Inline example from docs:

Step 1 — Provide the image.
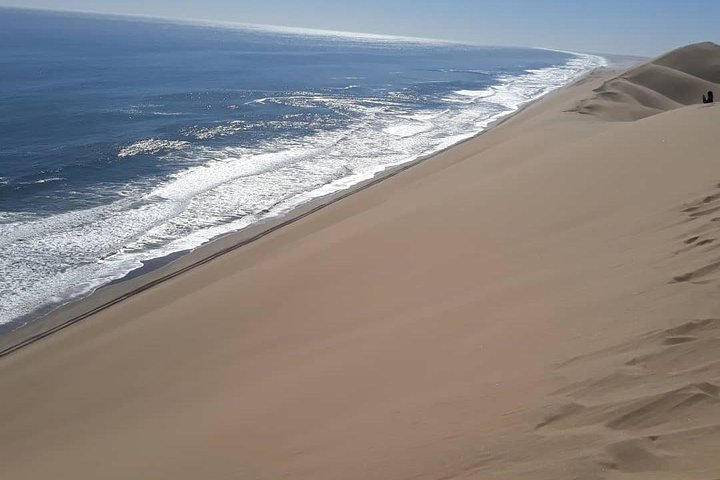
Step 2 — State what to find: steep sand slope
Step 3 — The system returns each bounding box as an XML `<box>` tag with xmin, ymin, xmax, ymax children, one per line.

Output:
<box><xmin>1</xmin><ymin>47</ymin><xmax>720</xmax><ymax>480</ymax></box>
<box><xmin>574</xmin><ymin>42</ymin><xmax>720</xmax><ymax>121</ymax></box>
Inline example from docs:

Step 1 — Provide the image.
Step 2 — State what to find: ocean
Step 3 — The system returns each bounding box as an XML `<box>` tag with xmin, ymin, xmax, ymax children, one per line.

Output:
<box><xmin>0</xmin><ymin>7</ymin><xmax>606</xmax><ymax>328</ymax></box>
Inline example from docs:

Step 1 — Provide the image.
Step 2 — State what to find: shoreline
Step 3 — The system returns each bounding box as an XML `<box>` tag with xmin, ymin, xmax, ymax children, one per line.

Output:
<box><xmin>4</xmin><ymin>41</ymin><xmax>719</xmax><ymax>479</ymax></box>
<box><xmin>0</xmin><ymin>66</ymin><xmax>611</xmax><ymax>357</ymax></box>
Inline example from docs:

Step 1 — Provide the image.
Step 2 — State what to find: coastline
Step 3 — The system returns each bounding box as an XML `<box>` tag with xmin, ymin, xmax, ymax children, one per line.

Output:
<box><xmin>1</xmin><ymin>11</ymin><xmax>609</xmax><ymax>331</ymax></box>
<box><xmin>3</xmin><ymin>41</ymin><xmax>720</xmax><ymax>479</ymax></box>
<box><xmin>0</xmin><ymin>65</ymin><xmax>611</xmax><ymax>356</ymax></box>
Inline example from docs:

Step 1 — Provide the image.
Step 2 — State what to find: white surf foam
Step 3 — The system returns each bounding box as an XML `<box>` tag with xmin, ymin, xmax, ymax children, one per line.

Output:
<box><xmin>182</xmin><ymin>121</ymin><xmax>249</xmax><ymax>140</ymax></box>
<box><xmin>118</xmin><ymin>139</ymin><xmax>190</xmax><ymax>157</ymax></box>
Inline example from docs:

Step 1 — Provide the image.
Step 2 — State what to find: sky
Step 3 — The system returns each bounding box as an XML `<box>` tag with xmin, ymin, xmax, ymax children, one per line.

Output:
<box><xmin>1</xmin><ymin>0</ymin><xmax>719</xmax><ymax>56</ymax></box>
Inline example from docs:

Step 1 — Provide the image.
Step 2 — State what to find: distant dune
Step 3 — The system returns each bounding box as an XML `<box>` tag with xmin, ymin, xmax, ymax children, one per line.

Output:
<box><xmin>574</xmin><ymin>42</ymin><xmax>720</xmax><ymax>120</ymax></box>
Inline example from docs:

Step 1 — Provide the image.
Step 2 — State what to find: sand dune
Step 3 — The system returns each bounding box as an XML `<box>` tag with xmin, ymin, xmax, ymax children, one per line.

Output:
<box><xmin>574</xmin><ymin>42</ymin><xmax>720</xmax><ymax>121</ymax></box>
<box><xmin>1</xmin><ymin>45</ymin><xmax>720</xmax><ymax>479</ymax></box>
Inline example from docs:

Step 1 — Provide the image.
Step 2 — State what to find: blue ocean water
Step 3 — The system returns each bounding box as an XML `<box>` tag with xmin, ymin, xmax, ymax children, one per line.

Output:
<box><xmin>0</xmin><ymin>7</ymin><xmax>606</xmax><ymax>327</ymax></box>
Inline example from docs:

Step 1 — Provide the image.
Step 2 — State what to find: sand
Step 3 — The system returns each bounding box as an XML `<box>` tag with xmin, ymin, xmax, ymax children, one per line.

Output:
<box><xmin>574</xmin><ymin>42</ymin><xmax>720</xmax><ymax>121</ymax></box>
<box><xmin>1</xmin><ymin>42</ymin><xmax>719</xmax><ymax>480</ymax></box>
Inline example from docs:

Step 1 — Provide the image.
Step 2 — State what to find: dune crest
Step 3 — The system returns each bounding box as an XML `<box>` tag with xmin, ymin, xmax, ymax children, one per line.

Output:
<box><xmin>573</xmin><ymin>42</ymin><xmax>720</xmax><ymax>121</ymax></box>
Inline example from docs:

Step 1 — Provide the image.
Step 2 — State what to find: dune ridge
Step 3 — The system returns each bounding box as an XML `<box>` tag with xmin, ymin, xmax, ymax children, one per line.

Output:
<box><xmin>1</xmin><ymin>44</ymin><xmax>720</xmax><ymax>479</ymax></box>
<box><xmin>573</xmin><ymin>42</ymin><xmax>720</xmax><ymax>121</ymax></box>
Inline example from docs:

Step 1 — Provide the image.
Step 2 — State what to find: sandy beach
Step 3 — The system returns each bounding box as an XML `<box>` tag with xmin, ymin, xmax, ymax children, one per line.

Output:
<box><xmin>2</xmin><ymin>42</ymin><xmax>720</xmax><ymax>479</ymax></box>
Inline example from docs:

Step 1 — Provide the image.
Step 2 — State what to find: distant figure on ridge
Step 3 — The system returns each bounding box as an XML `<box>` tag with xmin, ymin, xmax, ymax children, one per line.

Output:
<box><xmin>703</xmin><ymin>90</ymin><xmax>714</xmax><ymax>104</ymax></box>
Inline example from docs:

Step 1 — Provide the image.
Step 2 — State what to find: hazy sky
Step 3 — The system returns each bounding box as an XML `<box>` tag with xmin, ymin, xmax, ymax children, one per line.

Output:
<box><xmin>2</xmin><ymin>0</ymin><xmax>719</xmax><ymax>56</ymax></box>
